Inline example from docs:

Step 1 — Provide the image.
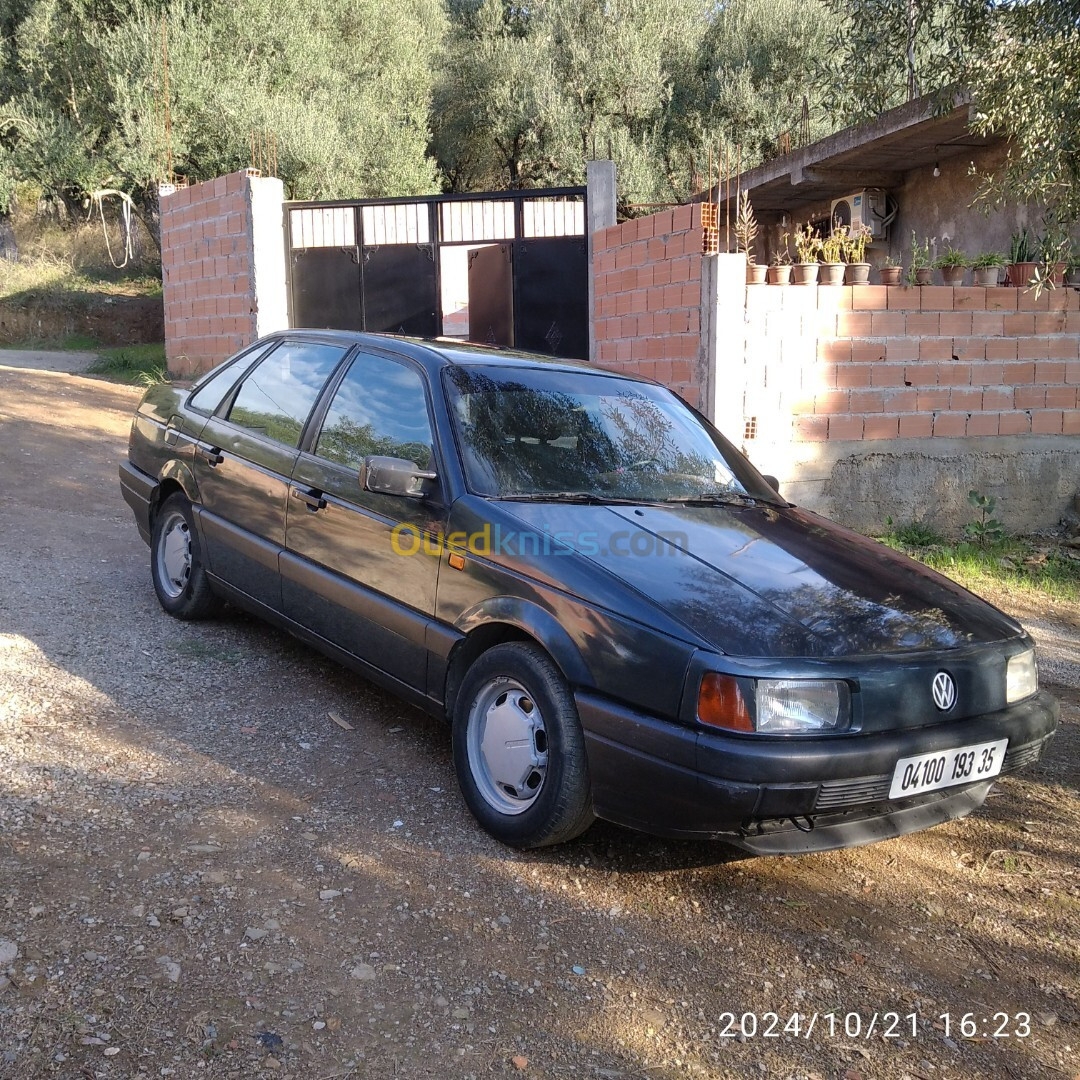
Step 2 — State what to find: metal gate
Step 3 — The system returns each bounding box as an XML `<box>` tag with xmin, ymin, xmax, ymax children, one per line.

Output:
<box><xmin>285</xmin><ymin>187</ymin><xmax>587</xmax><ymax>358</ymax></box>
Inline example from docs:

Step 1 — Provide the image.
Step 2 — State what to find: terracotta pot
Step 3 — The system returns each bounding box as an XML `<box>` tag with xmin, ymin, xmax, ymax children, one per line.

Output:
<box><xmin>1051</xmin><ymin>261</ymin><xmax>1067</xmax><ymax>287</ymax></box>
<box><xmin>974</xmin><ymin>265</ymin><xmax>1001</xmax><ymax>287</ymax></box>
<box><xmin>878</xmin><ymin>266</ymin><xmax>902</xmax><ymax>285</ymax></box>
<box><xmin>1006</xmin><ymin>261</ymin><xmax>1038</xmax><ymax>287</ymax></box>
<box><xmin>766</xmin><ymin>264</ymin><xmax>792</xmax><ymax>285</ymax></box>
<box><xmin>818</xmin><ymin>262</ymin><xmax>845</xmax><ymax>286</ymax></box>
<box><xmin>844</xmin><ymin>262</ymin><xmax>871</xmax><ymax>285</ymax></box>
<box><xmin>940</xmin><ymin>265</ymin><xmax>966</xmax><ymax>286</ymax></box>
<box><xmin>746</xmin><ymin>262</ymin><xmax>768</xmax><ymax>285</ymax></box>
<box><xmin>792</xmin><ymin>262</ymin><xmax>819</xmax><ymax>286</ymax></box>
<box><xmin>914</xmin><ymin>267</ymin><xmax>933</xmax><ymax>285</ymax></box>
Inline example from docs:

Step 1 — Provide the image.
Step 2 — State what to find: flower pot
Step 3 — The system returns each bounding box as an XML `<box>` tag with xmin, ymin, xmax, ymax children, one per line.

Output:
<box><xmin>974</xmin><ymin>265</ymin><xmax>1001</xmax><ymax>287</ymax></box>
<box><xmin>1051</xmin><ymin>261</ymin><xmax>1067</xmax><ymax>287</ymax></box>
<box><xmin>746</xmin><ymin>262</ymin><xmax>768</xmax><ymax>285</ymax></box>
<box><xmin>914</xmin><ymin>267</ymin><xmax>933</xmax><ymax>285</ymax></box>
<box><xmin>940</xmin><ymin>265</ymin><xmax>966</xmax><ymax>286</ymax></box>
<box><xmin>878</xmin><ymin>265</ymin><xmax>902</xmax><ymax>286</ymax></box>
<box><xmin>766</xmin><ymin>264</ymin><xmax>792</xmax><ymax>285</ymax></box>
<box><xmin>1006</xmin><ymin>261</ymin><xmax>1038</xmax><ymax>287</ymax></box>
<box><xmin>792</xmin><ymin>262</ymin><xmax>819</xmax><ymax>286</ymax></box>
<box><xmin>818</xmin><ymin>262</ymin><xmax>845</xmax><ymax>286</ymax></box>
<box><xmin>844</xmin><ymin>262</ymin><xmax>871</xmax><ymax>285</ymax></box>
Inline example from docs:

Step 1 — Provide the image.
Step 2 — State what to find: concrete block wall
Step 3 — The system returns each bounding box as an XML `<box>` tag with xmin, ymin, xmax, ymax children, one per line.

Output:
<box><xmin>592</xmin><ymin>204</ymin><xmax>703</xmax><ymax>408</ymax></box>
<box><xmin>160</xmin><ymin>171</ymin><xmax>288</xmax><ymax>377</ymax></box>
<box><xmin>742</xmin><ymin>284</ymin><xmax>1080</xmax><ymax>447</ymax></box>
<box><xmin>741</xmin><ymin>284</ymin><xmax>1080</xmax><ymax>532</ymax></box>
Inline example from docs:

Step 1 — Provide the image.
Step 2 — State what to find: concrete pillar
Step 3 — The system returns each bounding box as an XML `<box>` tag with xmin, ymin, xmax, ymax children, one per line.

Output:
<box><xmin>586</xmin><ymin>160</ymin><xmax>617</xmax><ymax>363</ymax></box>
<box><xmin>248</xmin><ymin>176</ymin><xmax>288</xmax><ymax>337</ymax></box>
<box><xmin>697</xmin><ymin>253</ymin><xmax>747</xmax><ymax>438</ymax></box>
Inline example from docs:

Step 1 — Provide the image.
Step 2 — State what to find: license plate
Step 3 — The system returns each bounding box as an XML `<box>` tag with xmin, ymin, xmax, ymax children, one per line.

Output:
<box><xmin>889</xmin><ymin>739</ymin><xmax>1008</xmax><ymax>800</ymax></box>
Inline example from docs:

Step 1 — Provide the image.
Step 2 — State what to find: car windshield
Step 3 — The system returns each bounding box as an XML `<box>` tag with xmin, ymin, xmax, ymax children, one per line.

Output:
<box><xmin>443</xmin><ymin>364</ymin><xmax>782</xmax><ymax>504</ymax></box>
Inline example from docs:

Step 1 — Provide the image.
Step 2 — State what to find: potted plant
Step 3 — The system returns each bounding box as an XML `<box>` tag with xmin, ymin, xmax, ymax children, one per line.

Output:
<box><xmin>819</xmin><ymin>222</ymin><xmax>846</xmax><ymax>285</ymax></box>
<box><xmin>878</xmin><ymin>255</ymin><xmax>902</xmax><ymax>286</ymax></box>
<box><xmin>1006</xmin><ymin>228</ymin><xmax>1038</xmax><ymax>287</ymax></box>
<box><xmin>767</xmin><ymin>234</ymin><xmax>792</xmax><ymax>284</ymax></box>
<box><xmin>792</xmin><ymin>223</ymin><xmax>821</xmax><ymax>285</ymax></box>
<box><xmin>971</xmin><ymin>251</ymin><xmax>1005</xmax><ymax>287</ymax></box>
<box><xmin>907</xmin><ymin>232</ymin><xmax>932</xmax><ymax>285</ymax></box>
<box><xmin>842</xmin><ymin>224</ymin><xmax>873</xmax><ymax>285</ymax></box>
<box><xmin>1066</xmin><ymin>247</ymin><xmax>1080</xmax><ymax>287</ymax></box>
<box><xmin>1039</xmin><ymin>226</ymin><xmax>1069</xmax><ymax>287</ymax></box>
<box><xmin>735</xmin><ymin>191</ymin><xmax>766</xmax><ymax>284</ymax></box>
<box><xmin>934</xmin><ymin>245</ymin><xmax>969</xmax><ymax>286</ymax></box>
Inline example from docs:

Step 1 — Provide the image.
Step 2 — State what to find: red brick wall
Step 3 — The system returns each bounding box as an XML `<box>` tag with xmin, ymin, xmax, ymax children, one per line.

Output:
<box><xmin>742</xmin><ymin>284</ymin><xmax>1080</xmax><ymax>446</ymax></box>
<box><xmin>592</xmin><ymin>204</ymin><xmax>703</xmax><ymax>407</ymax></box>
<box><xmin>160</xmin><ymin>172</ymin><xmax>257</xmax><ymax>377</ymax></box>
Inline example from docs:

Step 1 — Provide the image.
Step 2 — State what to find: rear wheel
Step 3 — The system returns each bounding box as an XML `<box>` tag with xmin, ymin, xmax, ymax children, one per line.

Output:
<box><xmin>452</xmin><ymin>642</ymin><xmax>595</xmax><ymax>848</ymax></box>
<box><xmin>150</xmin><ymin>493</ymin><xmax>221</xmax><ymax>619</ymax></box>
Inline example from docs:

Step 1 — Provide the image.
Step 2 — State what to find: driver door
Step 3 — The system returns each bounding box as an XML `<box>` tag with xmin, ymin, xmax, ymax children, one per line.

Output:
<box><xmin>281</xmin><ymin>350</ymin><xmax>446</xmax><ymax>688</ymax></box>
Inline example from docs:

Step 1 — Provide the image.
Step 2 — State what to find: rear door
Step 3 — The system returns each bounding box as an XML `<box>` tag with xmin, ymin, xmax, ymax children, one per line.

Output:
<box><xmin>193</xmin><ymin>339</ymin><xmax>348</xmax><ymax>609</ymax></box>
<box><xmin>282</xmin><ymin>349</ymin><xmax>446</xmax><ymax>687</ymax></box>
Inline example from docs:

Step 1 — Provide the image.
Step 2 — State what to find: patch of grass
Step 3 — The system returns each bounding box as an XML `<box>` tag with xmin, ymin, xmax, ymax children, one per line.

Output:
<box><xmin>87</xmin><ymin>342</ymin><xmax>170</xmax><ymax>385</ymax></box>
<box><xmin>882</xmin><ymin>519</ymin><xmax>945</xmax><ymax>547</ymax></box>
<box><xmin>878</xmin><ymin>532</ymin><xmax>1080</xmax><ymax>602</ymax></box>
<box><xmin>0</xmin><ymin>254</ymin><xmax>162</xmax><ymax>304</ymax></box>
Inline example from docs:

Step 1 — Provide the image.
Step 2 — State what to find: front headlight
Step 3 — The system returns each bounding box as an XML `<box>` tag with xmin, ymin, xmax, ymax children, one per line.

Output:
<box><xmin>755</xmin><ymin>678</ymin><xmax>850</xmax><ymax>733</ymax></box>
<box><xmin>698</xmin><ymin>674</ymin><xmax>851</xmax><ymax>734</ymax></box>
<box><xmin>1006</xmin><ymin>650</ymin><xmax>1038</xmax><ymax>703</ymax></box>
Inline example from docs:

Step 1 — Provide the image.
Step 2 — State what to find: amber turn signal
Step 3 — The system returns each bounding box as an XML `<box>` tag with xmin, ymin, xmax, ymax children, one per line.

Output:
<box><xmin>697</xmin><ymin>673</ymin><xmax>754</xmax><ymax>732</ymax></box>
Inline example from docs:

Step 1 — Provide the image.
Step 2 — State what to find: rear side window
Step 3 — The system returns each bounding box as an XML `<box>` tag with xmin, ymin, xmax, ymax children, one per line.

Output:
<box><xmin>314</xmin><ymin>353</ymin><xmax>434</xmax><ymax>470</ymax></box>
<box><xmin>188</xmin><ymin>343</ymin><xmax>273</xmax><ymax>415</ymax></box>
<box><xmin>227</xmin><ymin>341</ymin><xmax>346</xmax><ymax>447</ymax></box>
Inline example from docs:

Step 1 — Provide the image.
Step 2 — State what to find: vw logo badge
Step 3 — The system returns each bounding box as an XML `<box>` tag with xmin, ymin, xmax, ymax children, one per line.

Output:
<box><xmin>932</xmin><ymin>671</ymin><xmax>957</xmax><ymax>711</ymax></box>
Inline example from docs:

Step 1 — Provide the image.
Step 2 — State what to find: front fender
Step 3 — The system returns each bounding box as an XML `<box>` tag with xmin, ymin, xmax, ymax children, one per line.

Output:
<box><xmin>453</xmin><ymin>595</ymin><xmax>594</xmax><ymax>689</ymax></box>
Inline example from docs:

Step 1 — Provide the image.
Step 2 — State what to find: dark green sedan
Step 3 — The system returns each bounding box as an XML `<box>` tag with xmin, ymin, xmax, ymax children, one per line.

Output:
<box><xmin>120</xmin><ymin>331</ymin><xmax>1058</xmax><ymax>853</ymax></box>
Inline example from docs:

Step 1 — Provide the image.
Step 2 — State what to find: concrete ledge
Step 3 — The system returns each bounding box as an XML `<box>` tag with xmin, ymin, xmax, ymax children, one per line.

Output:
<box><xmin>748</xmin><ymin>435</ymin><xmax>1080</xmax><ymax>534</ymax></box>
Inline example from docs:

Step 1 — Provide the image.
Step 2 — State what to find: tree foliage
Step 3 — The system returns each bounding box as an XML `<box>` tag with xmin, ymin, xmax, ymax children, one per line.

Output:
<box><xmin>0</xmin><ymin>0</ymin><xmax>445</xmax><ymax>212</ymax></box>
<box><xmin>965</xmin><ymin>0</ymin><xmax>1080</xmax><ymax>224</ymax></box>
<box><xmin>0</xmin><ymin>0</ymin><xmax>1077</xmax><ymax>223</ymax></box>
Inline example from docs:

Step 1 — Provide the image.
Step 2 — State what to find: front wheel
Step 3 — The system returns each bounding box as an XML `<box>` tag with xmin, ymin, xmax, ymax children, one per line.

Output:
<box><xmin>452</xmin><ymin>642</ymin><xmax>595</xmax><ymax>848</ymax></box>
<box><xmin>150</xmin><ymin>493</ymin><xmax>221</xmax><ymax>619</ymax></box>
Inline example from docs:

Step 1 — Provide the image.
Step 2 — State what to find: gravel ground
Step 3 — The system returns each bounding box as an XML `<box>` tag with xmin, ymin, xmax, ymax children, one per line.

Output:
<box><xmin>0</xmin><ymin>364</ymin><xmax>1078</xmax><ymax>1080</ymax></box>
<box><xmin>0</xmin><ymin>350</ymin><xmax>98</xmax><ymax>374</ymax></box>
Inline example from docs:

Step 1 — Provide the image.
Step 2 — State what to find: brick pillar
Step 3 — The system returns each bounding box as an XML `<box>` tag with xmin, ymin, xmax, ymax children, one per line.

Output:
<box><xmin>160</xmin><ymin>171</ymin><xmax>287</xmax><ymax>377</ymax></box>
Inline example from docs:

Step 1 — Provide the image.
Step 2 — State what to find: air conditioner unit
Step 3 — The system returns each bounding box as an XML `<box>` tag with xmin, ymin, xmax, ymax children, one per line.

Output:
<box><xmin>830</xmin><ymin>189</ymin><xmax>890</xmax><ymax>241</ymax></box>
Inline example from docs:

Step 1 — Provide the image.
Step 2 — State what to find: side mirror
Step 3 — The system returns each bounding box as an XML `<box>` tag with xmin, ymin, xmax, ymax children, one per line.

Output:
<box><xmin>761</xmin><ymin>474</ymin><xmax>780</xmax><ymax>493</ymax></box>
<box><xmin>362</xmin><ymin>456</ymin><xmax>437</xmax><ymax>499</ymax></box>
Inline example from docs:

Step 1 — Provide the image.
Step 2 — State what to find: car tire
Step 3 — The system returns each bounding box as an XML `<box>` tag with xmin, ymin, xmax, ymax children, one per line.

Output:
<box><xmin>452</xmin><ymin>642</ymin><xmax>595</xmax><ymax>848</ymax></box>
<box><xmin>150</xmin><ymin>493</ymin><xmax>221</xmax><ymax>620</ymax></box>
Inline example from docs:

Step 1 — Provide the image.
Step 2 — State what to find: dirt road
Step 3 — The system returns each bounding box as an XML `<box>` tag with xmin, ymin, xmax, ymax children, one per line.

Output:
<box><xmin>0</xmin><ymin>362</ymin><xmax>1077</xmax><ymax>1079</ymax></box>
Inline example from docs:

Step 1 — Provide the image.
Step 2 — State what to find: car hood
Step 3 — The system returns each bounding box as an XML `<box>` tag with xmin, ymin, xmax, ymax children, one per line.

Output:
<box><xmin>495</xmin><ymin>501</ymin><xmax>1022</xmax><ymax>657</ymax></box>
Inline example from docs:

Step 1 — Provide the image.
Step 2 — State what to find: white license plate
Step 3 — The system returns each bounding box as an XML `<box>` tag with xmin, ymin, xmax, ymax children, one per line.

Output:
<box><xmin>889</xmin><ymin>739</ymin><xmax>1008</xmax><ymax>800</ymax></box>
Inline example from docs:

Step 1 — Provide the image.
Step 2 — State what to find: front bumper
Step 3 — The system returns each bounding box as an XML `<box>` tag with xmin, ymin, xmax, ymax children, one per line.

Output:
<box><xmin>577</xmin><ymin>689</ymin><xmax>1059</xmax><ymax>854</ymax></box>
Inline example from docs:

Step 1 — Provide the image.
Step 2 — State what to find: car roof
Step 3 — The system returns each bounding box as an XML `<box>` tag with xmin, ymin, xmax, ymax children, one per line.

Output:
<box><xmin>262</xmin><ymin>329</ymin><xmax>653</xmax><ymax>383</ymax></box>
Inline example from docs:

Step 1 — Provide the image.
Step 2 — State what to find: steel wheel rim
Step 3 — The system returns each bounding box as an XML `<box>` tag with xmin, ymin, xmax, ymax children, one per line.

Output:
<box><xmin>156</xmin><ymin>510</ymin><xmax>192</xmax><ymax>599</ymax></box>
<box><xmin>466</xmin><ymin>677</ymin><xmax>548</xmax><ymax>815</ymax></box>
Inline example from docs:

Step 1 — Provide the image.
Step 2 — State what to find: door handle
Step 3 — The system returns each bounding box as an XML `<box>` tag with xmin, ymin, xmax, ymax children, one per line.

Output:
<box><xmin>196</xmin><ymin>445</ymin><xmax>223</xmax><ymax>467</ymax></box>
<box><xmin>291</xmin><ymin>487</ymin><xmax>327</xmax><ymax>512</ymax></box>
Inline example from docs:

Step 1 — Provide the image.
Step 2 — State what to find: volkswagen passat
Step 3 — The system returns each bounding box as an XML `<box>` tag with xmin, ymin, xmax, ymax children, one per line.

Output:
<box><xmin>119</xmin><ymin>332</ymin><xmax>1058</xmax><ymax>852</ymax></box>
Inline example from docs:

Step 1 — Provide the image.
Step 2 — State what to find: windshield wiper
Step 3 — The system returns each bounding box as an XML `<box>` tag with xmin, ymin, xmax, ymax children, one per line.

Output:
<box><xmin>663</xmin><ymin>491</ymin><xmax>763</xmax><ymax>507</ymax></box>
<box><xmin>497</xmin><ymin>492</ymin><xmax>657</xmax><ymax>505</ymax></box>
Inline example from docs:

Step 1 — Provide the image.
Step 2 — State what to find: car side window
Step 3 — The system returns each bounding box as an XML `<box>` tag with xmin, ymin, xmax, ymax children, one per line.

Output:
<box><xmin>314</xmin><ymin>353</ymin><xmax>434</xmax><ymax>471</ymax></box>
<box><xmin>188</xmin><ymin>342</ymin><xmax>273</xmax><ymax>415</ymax></box>
<box><xmin>227</xmin><ymin>341</ymin><xmax>346</xmax><ymax>448</ymax></box>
